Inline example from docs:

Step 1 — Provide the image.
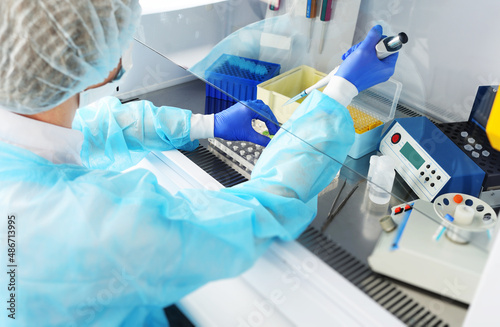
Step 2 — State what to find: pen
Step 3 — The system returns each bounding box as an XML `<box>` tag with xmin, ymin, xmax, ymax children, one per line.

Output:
<box><xmin>306</xmin><ymin>0</ymin><xmax>318</xmax><ymax>51</ymax></box>
<box><xmin>269</xmin><ymin>0</ymin><xmax>280</xmax><ymax>11</ymax></box>
<box><xmin>319</xmin><ymin>0</ymin><xmax>333</xmax><ymax>54</ymax></box>
<box><xmin>391</xmin><ymin>203</ymin><xmax>414</xmax><ymax>250</ymax></box>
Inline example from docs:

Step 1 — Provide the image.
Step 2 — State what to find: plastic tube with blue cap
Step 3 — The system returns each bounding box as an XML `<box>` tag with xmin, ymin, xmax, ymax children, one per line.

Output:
<box><xmin>433</xmin><ymin>214</ymin><xmax>455</xmax><ymax>241</ymax></box>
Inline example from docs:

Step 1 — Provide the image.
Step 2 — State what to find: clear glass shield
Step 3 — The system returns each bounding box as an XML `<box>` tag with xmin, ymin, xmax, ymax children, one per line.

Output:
<box><xmin>123</xmin><ymin>0</ymin><xmax>500</xmax><ymax>322</ymax></box>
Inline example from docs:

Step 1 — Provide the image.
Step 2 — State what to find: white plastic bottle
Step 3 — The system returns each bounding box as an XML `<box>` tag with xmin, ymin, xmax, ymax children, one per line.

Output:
<box><xmin>367</xmin><ymin>155</ymin><xmax>396</xmax><ymax>204</ymax></box>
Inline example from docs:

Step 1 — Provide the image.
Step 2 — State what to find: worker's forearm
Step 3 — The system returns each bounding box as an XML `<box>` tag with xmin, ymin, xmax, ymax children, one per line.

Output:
<box><xmin>73</xmin><ymin>96</ymin><xmax>199</xmax><ymax>170</ymax></box>
<box><xmin>245</xmin><ymin>90</ymin><xmax>355</xmax><ymax>207</ymax></box>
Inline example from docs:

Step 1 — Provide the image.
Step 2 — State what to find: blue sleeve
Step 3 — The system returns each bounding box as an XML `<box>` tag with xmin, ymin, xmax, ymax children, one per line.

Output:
<box><xmin>76</xmin><ymin>91</ymin><xmax>354</xmax><ymax>311</ymax></box>
<box><xmin>7</xmin><ymin>91</ymin><xmax>354</xmax><ymax>325</ymax></box>
<box><xmin>72</xmin><ymin>96</ymin><xmax>199</xmax><ymax>171</ymax></box>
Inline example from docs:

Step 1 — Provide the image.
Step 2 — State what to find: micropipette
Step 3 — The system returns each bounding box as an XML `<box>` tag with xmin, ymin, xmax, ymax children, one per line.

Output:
<box><xmin>318</xmin><ymin>0</ymin><xmax>333</xmax><ymax>54</ymax></box>
<box><xmin>284</xmin><ymin>66</ymin><xmax>339</xmax><ymax>106</ymax></box>
<box><xmin>283</xmin><ymin>32</ymin><xmax>408</xmax><ymax>106</ymax></box>
<box><xmin>306</xmin><ymin>0</ymin><xmax>318</xmax><ymax>51</ymax></box>
<box><xmin>375</xmin><ymin>32</ymin><xmax>408</xmax><ymax>59</ymax></box>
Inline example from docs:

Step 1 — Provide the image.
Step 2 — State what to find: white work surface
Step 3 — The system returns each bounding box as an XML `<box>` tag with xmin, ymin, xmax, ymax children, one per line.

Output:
<box><xmin>130</xmin><ymin>150</ymin><xmax>404</xmax><ymax>327</ymax></box>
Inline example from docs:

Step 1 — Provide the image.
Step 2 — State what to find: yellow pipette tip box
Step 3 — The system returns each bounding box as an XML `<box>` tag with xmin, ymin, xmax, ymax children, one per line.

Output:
<box><xmin>348</xmin><ymin>105</ymin><xmax>384</xmax><ymax>134</ymax></box>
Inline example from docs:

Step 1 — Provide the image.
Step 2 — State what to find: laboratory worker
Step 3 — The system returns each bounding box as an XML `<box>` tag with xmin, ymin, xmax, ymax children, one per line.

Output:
<box><xmin>0</xmin><ymin>0</ymin><xmax>398</xmax><ymax>326</ymax></box>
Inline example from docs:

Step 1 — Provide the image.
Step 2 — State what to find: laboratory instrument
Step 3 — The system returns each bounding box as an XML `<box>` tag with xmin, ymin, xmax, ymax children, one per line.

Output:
<box><xmin>306</xmin><ymin>0</ymin><xmax>318</xmax><ymax>51</ymax></box>
<box><xmin>319</xmin><ymin>0</ymin><xmax>333</xmax><ymax>54</ymax></box>
<box><xmin>369</xmin><ymin>194</ymin><xmax>497</xmax><ymax>304</ymax></box>
<box><xmin>375</xmin><ymin>32</ymin><xmax>408</xmax><ymax>59</ymax></box>
<box><xmin>433</xmin><ymin>193</ymin><xmax>496</xmax><ymax>243</ymax></box>
<box><xmin>436</xmin><ymin>85</ymin><xmax>500</xmax><ymax>191</ymax></box>
<box><xmin>379</xmin><ymin>116</ymin><xmax>485</xmax><ymax>202</ymax></box>
<box><xmin>327</xmin><ymin>178</ymin><xmax>347</xmax><ymax>217</ymax></box>
<box><xmin>320</xmin><ymin>180</ymin><xmax>359</xmax><ymax>232</ymax></box>
<box><xmin>283</xmin><ymin>32</ymin><xmax>407</xmax><ymax>106</ymax></box>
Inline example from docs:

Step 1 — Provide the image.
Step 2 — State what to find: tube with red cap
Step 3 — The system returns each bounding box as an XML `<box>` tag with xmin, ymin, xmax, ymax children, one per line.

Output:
<box><xmin>269</xmin><ymin>0</ymin><xmax>280</xmax><ymax>11</ymax></box>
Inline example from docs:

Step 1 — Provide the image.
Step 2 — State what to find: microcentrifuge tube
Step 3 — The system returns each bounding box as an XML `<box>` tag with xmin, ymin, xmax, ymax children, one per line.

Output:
<box><xmin>464</xmin><ymin>144</ymin><xmax>474</xmax><ymax>151</ymax></box>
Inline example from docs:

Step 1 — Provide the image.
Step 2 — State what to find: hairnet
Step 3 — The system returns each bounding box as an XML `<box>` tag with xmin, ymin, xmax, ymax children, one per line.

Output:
<box><xmin>0</xmin><ymin>0</ymin><xmax>141</xmax><ymax>114</ymax></box>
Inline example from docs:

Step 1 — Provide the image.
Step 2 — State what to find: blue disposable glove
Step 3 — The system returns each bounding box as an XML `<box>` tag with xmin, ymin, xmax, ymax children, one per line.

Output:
<box><xmin>214</xmin><ymin>100</ymin><xmax>280</xmax><ymax>146</ymax></box>
<box><xmin>335</xmin><ymin>25</ymin><xmax>398</xmax><ymax>92</ymax></box>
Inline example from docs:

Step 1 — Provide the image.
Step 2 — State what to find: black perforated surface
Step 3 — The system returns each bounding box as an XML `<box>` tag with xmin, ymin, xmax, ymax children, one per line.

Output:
<box><xmin>437</xmin><ymin>121</ymin><xmax>500</xmax><ymax>190</ymax></box>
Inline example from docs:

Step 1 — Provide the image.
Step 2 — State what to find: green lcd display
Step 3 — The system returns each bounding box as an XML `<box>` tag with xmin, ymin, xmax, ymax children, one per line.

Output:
<box><xmin>400</xmin><ymin>142</ymin><xmax>425</xmax><ymax>169</ymax></box>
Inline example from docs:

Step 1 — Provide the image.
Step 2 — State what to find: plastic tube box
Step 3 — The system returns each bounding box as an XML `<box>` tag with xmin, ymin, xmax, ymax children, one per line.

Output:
<box><xmin>205</xmin><ymin>54</ymin><xmax>281</xmax><ymax>102</ymax></box>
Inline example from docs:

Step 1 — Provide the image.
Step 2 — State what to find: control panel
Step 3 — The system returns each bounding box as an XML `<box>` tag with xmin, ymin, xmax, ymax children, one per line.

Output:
<box><xmin>380</xmin><ymin>122</ymin><xmax>450</xmax><ymax>201</ymax></box>
<box><xmin>380</xmin><ymin>117</ymin><xmax>485</xmax><ymax>201</ymax></box>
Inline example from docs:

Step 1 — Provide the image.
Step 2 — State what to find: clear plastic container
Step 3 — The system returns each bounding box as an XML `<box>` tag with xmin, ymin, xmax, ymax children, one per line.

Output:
<box><xmin>367</xmin><ymin>155</ymin><xmax>396</xmax><ymax>204</ymax></box>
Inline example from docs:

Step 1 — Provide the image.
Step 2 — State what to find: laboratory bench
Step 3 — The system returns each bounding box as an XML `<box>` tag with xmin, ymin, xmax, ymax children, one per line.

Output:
<box><xmin>127</xmin><ymin>79</ymin><xmax>470</xmax><ymax>327</ymax></box>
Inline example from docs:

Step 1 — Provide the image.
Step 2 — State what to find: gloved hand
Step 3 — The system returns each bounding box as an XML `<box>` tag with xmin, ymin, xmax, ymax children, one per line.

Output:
<box><xmin>335</xmin><ymin>25</ymin><xmax>398</xmax><ymax>92</ymax></box>
<box><xmin>214</xmin><ymin>100</ymin><xmax>280</xmax><ymax>147</ymax></box>
<box><xmin>340</xmin><ymin>33</ymin><xmax>387</xmax><ymax>61</ymax></box>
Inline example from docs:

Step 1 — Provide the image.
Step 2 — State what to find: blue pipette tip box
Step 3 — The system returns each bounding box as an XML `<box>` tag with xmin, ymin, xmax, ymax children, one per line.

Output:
<box><xmin>205</xmin><ymin>54</ymin><xmax>281</xmax><ymax>106</ymax></box>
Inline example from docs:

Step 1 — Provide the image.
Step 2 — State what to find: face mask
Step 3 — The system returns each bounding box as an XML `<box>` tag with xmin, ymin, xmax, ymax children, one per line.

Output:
<box><xmin>78</xmin><ymin>45</ymin><xmax>134</xmax><ymax>108</ymax></box>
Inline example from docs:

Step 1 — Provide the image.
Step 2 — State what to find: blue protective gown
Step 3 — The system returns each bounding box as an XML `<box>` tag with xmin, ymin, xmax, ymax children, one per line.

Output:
<box><xmin>0</xmin><ymin>90</ymin><xmax>354</xmax><ymax>326</ymax></box>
